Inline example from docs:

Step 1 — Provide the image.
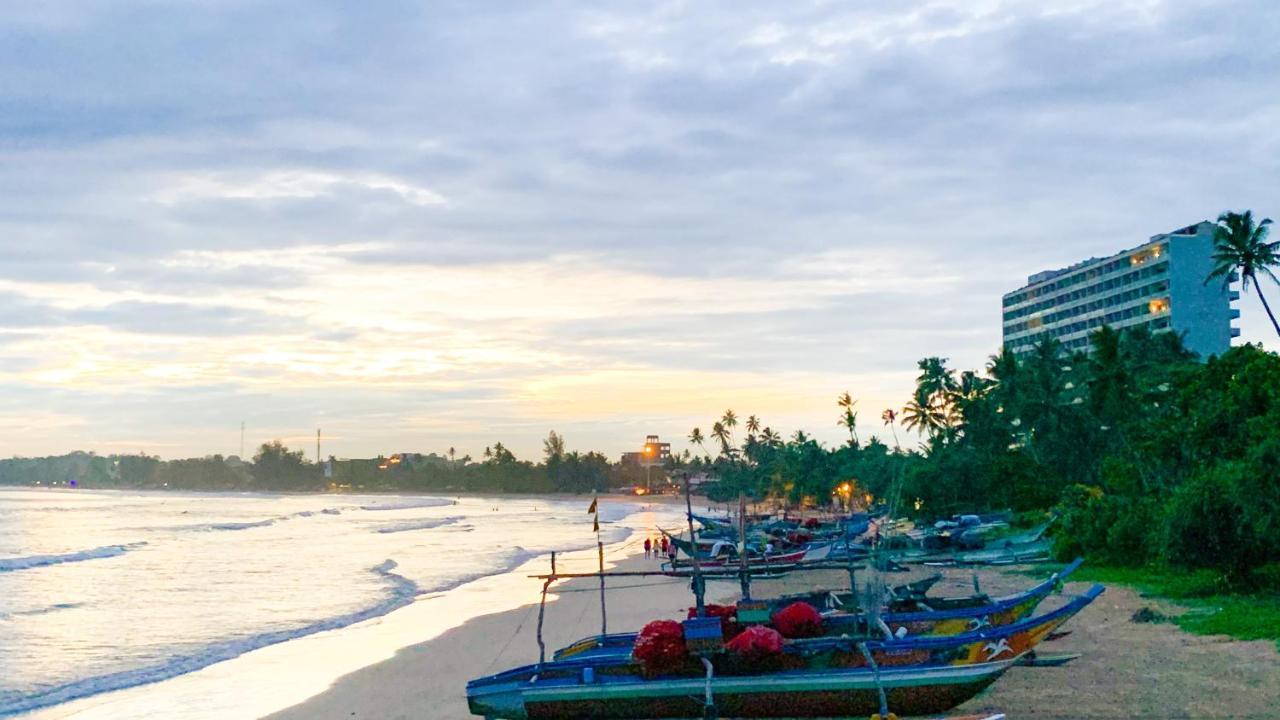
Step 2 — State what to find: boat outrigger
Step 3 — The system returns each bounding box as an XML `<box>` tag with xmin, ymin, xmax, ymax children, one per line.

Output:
<box><xmin>467</xmin><ymin>584</ymin><xmax>1103</xmax><ymax>719</ymax></box>
<box><xmin>466</xmin><ymin>478</ymin><xmax>1102</xmax><ymax>719</ymax></box>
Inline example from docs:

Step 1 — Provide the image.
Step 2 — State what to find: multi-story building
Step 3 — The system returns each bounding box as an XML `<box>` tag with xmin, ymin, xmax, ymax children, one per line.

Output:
<box><xmin>620</xmin><ymin>435</ymin><xmax>671</xmax><ymax>466</ymax></box>
<box><xmin>1002</xmin><ymin>221</ymin><xmax>1240</xmax><ymax>357</ymax></box>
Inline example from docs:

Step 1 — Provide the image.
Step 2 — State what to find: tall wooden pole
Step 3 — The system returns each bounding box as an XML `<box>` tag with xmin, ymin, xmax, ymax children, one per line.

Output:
<box><xmin>598</xmin><ymin>538</ymin><xmax>607</xmax><ymax>636</ymax></box>
<box><xmin>684</xmin><ymin>474</ymin><xmax>706</xmax><ymax>616</ymax></box>
<box><xmin>737</xmin><ymin>489</ymin><xmax>751</xmax><ymax>600</ymax></box>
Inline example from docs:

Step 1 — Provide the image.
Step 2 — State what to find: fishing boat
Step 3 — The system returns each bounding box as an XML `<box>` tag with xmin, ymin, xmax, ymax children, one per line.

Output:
<box><xmin>466</xmin><ymin>585</ymin><xmax>1103</xmax><ymax>719</ymax></box>
<box><xmin>552</xmin><ymin>558</ymin><xmax>1084</xmax><ymax>662</ymax></box>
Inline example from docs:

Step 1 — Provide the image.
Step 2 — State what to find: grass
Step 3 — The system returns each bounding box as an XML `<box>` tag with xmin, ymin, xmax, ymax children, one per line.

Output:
<box><xmin>1021</xmin><ymin>562</ymin><xmax>1280</xmax><ymax>651</ymax></box>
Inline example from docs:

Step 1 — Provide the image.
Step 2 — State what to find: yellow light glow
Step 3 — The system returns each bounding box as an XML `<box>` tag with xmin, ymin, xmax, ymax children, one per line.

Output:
<box><xmin>633</xmin><ymin>486</ymin><xmax>648</xmax><ymax>496</ymax></box>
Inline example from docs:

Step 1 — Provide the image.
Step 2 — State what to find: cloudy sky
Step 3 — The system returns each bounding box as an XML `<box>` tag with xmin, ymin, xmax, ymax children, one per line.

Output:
<box><xmin>2</xmin><ymin>0</ymin><xmax>1279</xmax><ymax>461</ymax></box>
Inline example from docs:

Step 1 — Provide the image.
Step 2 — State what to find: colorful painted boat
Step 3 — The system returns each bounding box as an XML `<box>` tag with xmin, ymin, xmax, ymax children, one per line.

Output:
<box><xmin>467</xmin><ymin>585</ymin><xmax>1103</xmax><ymax>719</ymax></box>
<box><xmin>554</xmin><ymin>558</ymin><xmax>1083</xmax><ymax>662</ymax></box>
<box><xmin>663</xmin><ymin>540</ymin><xmax>833</xmax><ymax>571</ymax></box>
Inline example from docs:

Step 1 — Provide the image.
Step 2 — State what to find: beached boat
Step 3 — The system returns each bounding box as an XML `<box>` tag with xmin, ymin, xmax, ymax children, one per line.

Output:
<box><xmin>552</xmin><ymin>558</ymin><xmax>1083</xmax><ymax>662</ymax></box>
<box><xmin>660</xmin><ymin>534</ymin><xmax>834</xmax><ymax>571</ymax></box>
<box><xmin>467</xmin><ymin>584</ymin><xmax>1102</xmax><ymax>719</ymax></box>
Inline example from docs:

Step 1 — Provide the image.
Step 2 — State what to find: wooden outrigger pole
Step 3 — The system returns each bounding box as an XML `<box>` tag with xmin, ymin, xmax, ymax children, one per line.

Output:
<box><xmin>684</xmin><ymin>472</ymin><xmax>707</xmax><ymax>617</ymax></box>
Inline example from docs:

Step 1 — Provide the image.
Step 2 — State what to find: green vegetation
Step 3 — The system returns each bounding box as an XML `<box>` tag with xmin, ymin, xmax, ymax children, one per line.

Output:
<box><xmin>1028</xmin><ymin>563</ymin><xmax>1280</xmax><ymax>651</ymax></box>
<box><xmin>0</xmin><ymin>434</ymin><xmax>630</xmax><ymax>494</ymax></box>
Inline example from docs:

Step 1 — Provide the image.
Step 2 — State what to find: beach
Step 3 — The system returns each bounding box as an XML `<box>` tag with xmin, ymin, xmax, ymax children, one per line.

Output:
<box><xmin>267</xmin><ymin>552</ymin><xmax>1280</xmax><ymax>720</ymax></box>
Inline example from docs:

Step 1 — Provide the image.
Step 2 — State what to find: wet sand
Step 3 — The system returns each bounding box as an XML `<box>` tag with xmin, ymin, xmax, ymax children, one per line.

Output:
<box><xmin>267</xmin><ymin>557</ymin><xmax>1280</xmax><ymax>720</ymax></box>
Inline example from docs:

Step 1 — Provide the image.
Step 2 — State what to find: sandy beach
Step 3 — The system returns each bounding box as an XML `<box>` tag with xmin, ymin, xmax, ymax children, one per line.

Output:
<box><xmin>268</xmin><ymin>553</ymin><xmax>1280</xmax><ymax>720</ymax></box>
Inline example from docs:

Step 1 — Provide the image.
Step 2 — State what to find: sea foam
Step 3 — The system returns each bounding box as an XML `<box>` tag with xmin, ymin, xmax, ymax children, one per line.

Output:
<box><xmin>0</xmin><ymin>560</ymin><xmax>421</xmax><ymax>716</ymax></box>
<box><xmin>0</xmin><ymin>543</ymin><xmax>146</xmax><ymax>573</ymax></box>
<box><xmin>374</xmin><ymin>516</ymin><xmax>465</xmax><ymax>534</ymax></box>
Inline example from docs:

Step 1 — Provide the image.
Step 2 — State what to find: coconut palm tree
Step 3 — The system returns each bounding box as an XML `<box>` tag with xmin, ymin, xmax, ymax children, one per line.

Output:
<box><xmin>745</xmin><ymin>414</ymin><xmax>761</xmax><ymax>437</ymax></box>
<box><xmin>881</xmin><ymin>408</ymin><xmax>901</xmax><ymax>449</ymax></box>
<box><xmin>916</xmin><ymin>357</ymin><xmax>956</xmax><ymax>399</ymax></box>
<box><xmin>688</xmin><ymin>427</ymin><xmax>709</xmax><ymax>460</ymax></box>
<box><xmin>902</xmin><ymin>387</ymin><xmax>946</xmax><ymax>438</ymax></box>
<box><xmin>721</xmin><ymin>409</ymin><xmax>738</xmax><ymax>445</ymax></box>
<box><xmin>1207</xmin><ymin>210</ymin><xmax>1280</xmax><ymax>337</ymax></box>
<box><xmin>761</xmin><ymin>427</ymin><xmax>782</xmax><ymax>447</ymax></box>
<box><xmin>837</xmin><ymin>392</ymin><xmax>859</xmax><ymax>446</ymax></box>
<box><xmin>711</xmin><ymin>421</ymin><xmax>733</xmax><ymax>459</ymax></box>
<box><xmin>448</xmin><ymin>446</ymin><xmax>456</xmax><ymax>468</ymax></box>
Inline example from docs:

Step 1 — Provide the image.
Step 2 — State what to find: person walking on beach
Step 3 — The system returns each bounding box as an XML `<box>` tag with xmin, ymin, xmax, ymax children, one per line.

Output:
<box><xmin>643</xmin><ymin>537</ymin><xmax>651</xmax><ymax>558</ymax></box>
<box><xmin>660</xmin><ymin>536</ymin><xmax>669</xmax><ymax>556</ymax></box>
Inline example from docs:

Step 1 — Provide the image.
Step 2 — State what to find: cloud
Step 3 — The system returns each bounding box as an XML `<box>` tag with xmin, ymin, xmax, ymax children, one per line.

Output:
<box><xmin>0</xmin><ymin>0</ymin><xmax>1278</xmax><ymax>458</ymax></box>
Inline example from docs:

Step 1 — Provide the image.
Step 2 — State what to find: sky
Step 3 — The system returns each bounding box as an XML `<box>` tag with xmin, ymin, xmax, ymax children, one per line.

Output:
<box><xmin>2</xmin><ymin>0</ymin><xmax>1279</xmax><ymax>461</ymax></box>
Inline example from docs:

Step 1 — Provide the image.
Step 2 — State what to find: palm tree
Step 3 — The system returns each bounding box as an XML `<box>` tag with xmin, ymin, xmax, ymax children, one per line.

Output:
<box><xmin>1207</xmin><ymin>210</ymin><xmax>1280</xmax><ymax>337</ymax></box>
<box><xmin>881</xmin><ymin>408</ymin><xmax>901</xmax><ymax>449</ymax></box>
<box><xmin>761</xmin><ymin>427</ymin><xmax>782</xmax><ymax>447</ymax></box>
<box><xmin>448</xmin><ymin>446</ymin><xmax>456</xmax><ymax>468</ymax></box>
<box><xmin>745</xmin><ymin>414</ymin><xmax>761</xmax><ymax>437</ymax></box>
<box><xmin>721</xmin><ymin>409</ymin><xmax>738</xmax><ymax>446</ymax></box>
<box><xmin>791</xmin><ymin>429</ymin><xmax>810</xmax><ymax>444</ymax></box>
<box><xmin>483</xmin><ymin>445</ymin><xmax>492</xmax><ymax>461</ymax></box>
<box><xmin>837</xmin><ymin>392</ymin><xmax>858</xmax><ymax>446</ymax></box>
<box><xmin>916</xmin><ymin>357</ymin><xmax>956</xmax><ymax>399</ymax></box>
<box><xmin>688</xmin><ymin>427</ymin><xmax>709</xmax><ymax>460</ymax></box>
<box><xmin>711</xmin><ymin>421</ymin><xmax>733</xmax><ymax>458</ymax></box>
<box><xmin>902</xmin><ymin>387</ymin><xmax>946</xmax><ymax>438</ymax></box>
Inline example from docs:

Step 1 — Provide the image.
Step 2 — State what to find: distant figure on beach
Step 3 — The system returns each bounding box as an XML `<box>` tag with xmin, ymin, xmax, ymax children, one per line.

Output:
<box><xmin>660</xmin><ymin>536</ymin><xmax>669</xmax><ymax>556</ymax></box>
<box><xmin>643</xmin><ymin>537</ymin><xmax>651</xmax><ymax>558</ymax></box>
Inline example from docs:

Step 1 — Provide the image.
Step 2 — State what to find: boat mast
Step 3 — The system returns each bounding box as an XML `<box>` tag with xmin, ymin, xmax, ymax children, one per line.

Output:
<box><xmin>683</xmin><ymin>473</ymin><xmax>707</xmax><ymax>616</ymax></box>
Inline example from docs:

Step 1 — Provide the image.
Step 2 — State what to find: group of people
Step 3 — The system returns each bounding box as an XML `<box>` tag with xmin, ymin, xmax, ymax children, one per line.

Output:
<box><xmin>642</xmin><ymin>535</ymin><xmax>675</xmax><ymax>561</ymax></box>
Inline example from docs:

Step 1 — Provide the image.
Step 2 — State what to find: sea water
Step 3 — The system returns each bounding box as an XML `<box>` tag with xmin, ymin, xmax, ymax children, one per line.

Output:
<box><xmin>0</xmin><ymin>488</ymin><xmax>684</xmax><ymax>718</ymax></box>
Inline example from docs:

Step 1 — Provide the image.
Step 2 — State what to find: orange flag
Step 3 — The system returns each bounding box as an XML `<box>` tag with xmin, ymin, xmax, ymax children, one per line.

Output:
<box><xmin>587</xmin><ymin>497</ymin><xmax>597</xmax><ymax>514</ymax></box>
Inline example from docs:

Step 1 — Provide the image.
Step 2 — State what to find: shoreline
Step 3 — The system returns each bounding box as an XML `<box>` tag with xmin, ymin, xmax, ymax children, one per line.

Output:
<box><xmin>265</xmin><ymin>551</ymin><xmax>728</xmax><ymax>720</ymax></box>
<box><xmin>266</xmin><ymin>561</ymin><xmax>1280</xmax><ymax>720</ymax></box>
<box><xmin>14</xmin><ymin>498</ymin><xmax>682</xmax><ymax>720</ymax></box>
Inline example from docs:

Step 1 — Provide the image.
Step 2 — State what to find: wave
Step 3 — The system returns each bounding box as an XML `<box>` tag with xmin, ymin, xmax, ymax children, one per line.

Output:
<box><xmin>149</xmin><ymin>518</ymin><xmax>279</xmax><ymax>532</ymax></box>
<box><xmin>374</xmin><ymin>516</ymin><xmax>464</xmax><ymax>534</ymax></box>
<box><xmin>420</xmin><ymin>546</ymin><xmax>538</xmax><ymax>595</ymax></box>
<box><xmin>0</xmin><ymin>543</ymin><xmax>146</xmax><ymax>573</ymax></box>
<box><xmin>0</xmin><ymin>602</ymin><xmax>85</xmax><ymax>621</ymax></box>
<box><xmin>358</xmin><ymin>498</ymin><xmax>451</xmax><ymax>511</ymax></box>
<box><xmin>0</xmin><ymin>560</ymin><xmax>421</xmax><ymax>716</ymax></box>
<box><xmin>292</xmin><ymin>507</ymin><xmax>343</xmax><ymax>518</ymax></box>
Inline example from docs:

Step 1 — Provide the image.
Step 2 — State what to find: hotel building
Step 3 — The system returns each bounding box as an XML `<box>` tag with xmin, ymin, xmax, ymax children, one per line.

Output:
<box><xmin>1002</xmin><ymin>221</ymin><xmax>1240</xmax><ymax>357</ymax></box>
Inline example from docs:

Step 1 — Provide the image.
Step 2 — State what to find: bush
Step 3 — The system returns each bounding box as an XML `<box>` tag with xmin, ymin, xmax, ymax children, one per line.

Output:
<box><xmin>1162</xmin><ymin>464</ymin><xmax>1270</xmax><ymax>582</ymax></box>
<box><xmin>1052</xmin><ymin>484</ymin><xmax>1156</xmax><ymax>566</ymax></box>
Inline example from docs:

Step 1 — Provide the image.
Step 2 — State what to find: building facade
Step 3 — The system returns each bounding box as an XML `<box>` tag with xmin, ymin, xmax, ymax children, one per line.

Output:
<box><xmin>1002</xmin><ymin>221</ymin><xmax>1240</xmax><ymax>357</ymax></box>
<box><xmin>620</xmin><ymin>435</ymin><xmax>671</xmax><ymax>466</ymax></box>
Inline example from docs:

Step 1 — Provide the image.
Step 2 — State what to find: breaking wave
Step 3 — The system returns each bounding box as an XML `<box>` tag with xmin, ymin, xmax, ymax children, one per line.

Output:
<box><xmin>358</xmin><ymin>498</ymin><xmax>451</xmax><ymax>512</ymax></box>
<box><xmin>374</xmin><ymin>516</ymin><xmax>464</xmax><ymax>534</ymax></box>
<box><xmin>0</xmin><ymin>602</ymin><xmax>85</xmax><ymax>621</ymax></box>
<box><xmin>0</xmin><ymin>543</ymin><xmax>146</xmax><ymax>573</ymax></box>
<box><xmin>0</xmin><ymin>560</ymin><xmax>421</xmax><ymax>716</ymax></box>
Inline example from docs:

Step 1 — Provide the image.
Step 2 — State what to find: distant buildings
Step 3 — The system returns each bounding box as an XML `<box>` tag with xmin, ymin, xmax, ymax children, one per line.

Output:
<box><xmin>620</xmin><ymin>435</ymin><xmax>671</xmax><ymax>466</ymax></box>
<box><xmin>1002</xmin><ymin>221</ymin><xmax>1240</xmax><ymax>357</ymax></box>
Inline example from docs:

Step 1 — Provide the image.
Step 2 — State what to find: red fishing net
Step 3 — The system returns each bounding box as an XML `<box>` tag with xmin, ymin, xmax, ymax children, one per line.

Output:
<box><xmin>724</xmin><ymin>625</ymin><xmax>784</xmax><ymax>660</ymax></box>
<box><xmin>632</xmin><ymin>620</ymin><xmax>687</xmax><ymax>673</ymax></box>
<box><xmin>771</xmin><ymin>601</ymin><xmax>824</xmax><ymax>638</ymax></box>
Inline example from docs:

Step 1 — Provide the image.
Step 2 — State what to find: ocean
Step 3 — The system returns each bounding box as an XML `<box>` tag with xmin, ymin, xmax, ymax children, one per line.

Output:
<box><xmin>0</xmin><ymin>487</ymin><xmax>684</xmax><ymax>718</ymax></box>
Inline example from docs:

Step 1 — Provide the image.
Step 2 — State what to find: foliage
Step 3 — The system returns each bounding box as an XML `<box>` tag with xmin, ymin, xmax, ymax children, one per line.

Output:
<box><xmin>1029</xmin><ymin>563</ymin><xmax>1280</xmax><ymax>651</ymax></box>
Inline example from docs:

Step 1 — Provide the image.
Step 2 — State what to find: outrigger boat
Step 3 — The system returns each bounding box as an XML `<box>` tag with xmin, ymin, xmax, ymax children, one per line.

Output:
<box><xmin>468</xmin><ymin>480</ymin><xmax>1099</xmax><ymax>719</ymax></box>
<box><xmin>553</xmin><ymin>557</ymin><xmax>1083</xmax><ymax>662</ymax></box>
<box><xmin>467</xmin><ymin>585</ymin><xmax>1103</xmax><ymax>719</ymax></box>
